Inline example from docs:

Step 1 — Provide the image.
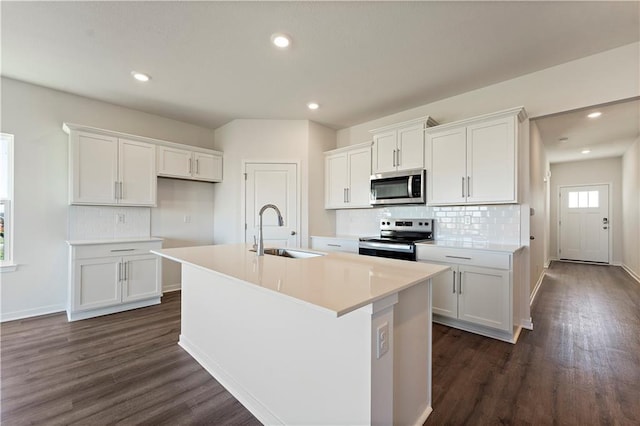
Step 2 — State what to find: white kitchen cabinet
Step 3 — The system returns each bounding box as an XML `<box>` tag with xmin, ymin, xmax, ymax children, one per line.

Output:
<box><xmin>426</xmin><ymin>107</ymin><xmax>526</xmax><ymax>206</ymax></box>
<box><xmin>157</xmin><ymin>146</ymin><xmax>223</xmax><ymax>182</ymax></box>
<box><xmin>324</xmin><ymin>143</ymin><xmax>371</xmax><ymax>209</ymax></box>
<box><xmin>310</xmin><ymin>236</ymin><xmax>359</xmax><ymax>253</ymax></box>
<box><xmin>417</xmin><ymin>243</ymin><xmax>523</xmax><ymax>343</ymax></box>
<box><xmin>67</xmin><ymin>239</ymin><xmax>162</xmax><ymax>321</ymax></box>
<box><xmin>370</xmin><ymin>116</ymin><xmax>438</xmax><ymax>174</ymax></box>
<box><xmin>67</xmin><ymin>129</ymin><xmax>156</xmax><ymax>206</ymax></box>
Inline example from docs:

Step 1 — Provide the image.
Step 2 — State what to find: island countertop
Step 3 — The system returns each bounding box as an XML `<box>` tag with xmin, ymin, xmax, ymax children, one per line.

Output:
<box><xmin>153</xmin><ymin>243</ymin><xmax>449</xmax><ymax>317</ymax></box>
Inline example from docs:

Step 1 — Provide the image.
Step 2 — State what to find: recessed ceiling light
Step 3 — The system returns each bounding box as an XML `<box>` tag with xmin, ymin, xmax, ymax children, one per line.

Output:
<box><xmin>307</xmin><ymin>102</ymin><xmax>320</xmax><ymax>110</ymax></box>
<box><xmin>587</xmin><ymin>111</ymin><xmax>602</xmax><ymax>119</ymax></box>
<box><xmin>581</xmin><ymin>149</ymin><xmax>591</xmax><ymax>154</ymax></box>
<box><xmin>271</xmin><ymin>33</ymin><xmax>291</xmax><ymax>49</ymax></box>
<box><xmin>131</xmin><ymin>71</ymin><xmax>151</xmax><ymax>82</ymax></box>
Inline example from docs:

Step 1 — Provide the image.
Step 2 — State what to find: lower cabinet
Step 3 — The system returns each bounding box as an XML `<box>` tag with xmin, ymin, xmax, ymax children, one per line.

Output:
<box><xmin>418</xmin><ymin>244</ymin><xmax>519</xmax><ymax>342</ymax></box>
<box><xmin>310</xmin><ymin>236</ymin><xmax>359</xmax><ymax>253</ymax></box>
<box><xmin>431</xmin><ymin>263</ymin><xmax>510</xmax><ymax>332</ymax></box>
<box><xmin>68</xmin><ymin>240</ymin><xmax>162</xmax><ymax>321</ymax></box>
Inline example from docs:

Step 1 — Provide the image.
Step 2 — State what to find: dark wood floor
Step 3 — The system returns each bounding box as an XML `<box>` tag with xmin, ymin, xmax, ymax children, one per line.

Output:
<box><xmin>2</xmin><ymin>261</ymin><xmax>639</xmax><ymax>425</ymax></box>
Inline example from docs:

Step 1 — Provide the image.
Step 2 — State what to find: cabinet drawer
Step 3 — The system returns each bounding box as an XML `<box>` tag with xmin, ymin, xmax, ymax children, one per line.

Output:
<box><xmin>72</xmin><ymin>241</ymin><xmax>162</xmax><ymax>260</ymax></box>
<box><xmin>416</xmin><ymin>245</ymin><xmax>510</xmax><ymax>270</ymax></box>
<box><xmin>311</xmin><ymin>237</ymin><xmax>359</xmax><ymax>254</ymax></box>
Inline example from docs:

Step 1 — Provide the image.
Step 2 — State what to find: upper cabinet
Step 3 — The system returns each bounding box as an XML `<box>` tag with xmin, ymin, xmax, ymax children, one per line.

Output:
<box><xmin>157</xmin><ymin>146</ymin><xmax>222</xmax><ymax>182</ymax></box>
<box><xmin>68</xmin><ymin>130</ymin><xmax>156</xmax><ymax>206</ymax></box>
<box><xmin>370</xmin><ymin>116</ymin><xmax>438</xmax><ymax>174</ymax></box>
<box><xmin>426</xmin><ymin>107</ymin><xmax>527</xmax><ymax>206</ymax></box>
<box><xmin>325</xmin><ymin>142</ymin><xmax>372</xmax><ymax>209</ymax></box>
<box><xmin>64</xmin><ymin>123</ymin><xmax>223</xmax><ymax>206</ymax></box>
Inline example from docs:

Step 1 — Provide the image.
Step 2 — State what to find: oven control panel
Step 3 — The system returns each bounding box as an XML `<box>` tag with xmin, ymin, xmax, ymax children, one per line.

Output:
<box><xmin>380</xmin><ymin>218</ymin><xmax>433</xmax><ymax>232</ymax></box>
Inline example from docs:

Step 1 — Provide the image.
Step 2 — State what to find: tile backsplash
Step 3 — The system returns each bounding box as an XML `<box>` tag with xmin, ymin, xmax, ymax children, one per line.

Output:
<box><xmin>68</xmin><ymin>206</ymin><xmax>151</xmax><ymax>240</ymax></box>
<box><xmin>336</xmin><ymin>204</ymin><xmax>521</xmax><ymax>245</ymax></box>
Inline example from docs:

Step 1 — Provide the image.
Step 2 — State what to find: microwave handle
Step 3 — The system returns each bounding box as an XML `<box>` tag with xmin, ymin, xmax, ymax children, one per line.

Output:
<box><xmin>408</xmin><ymin>175</ymin><xmax>413</xmax><ymax>197</ymax></box>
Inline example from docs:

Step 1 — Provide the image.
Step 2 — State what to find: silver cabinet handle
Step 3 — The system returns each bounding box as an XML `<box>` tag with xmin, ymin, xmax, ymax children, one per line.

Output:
<box><xmin>124</xmin><ymin>261</ymin><xmax>128</xmax><ymax>281</ymax></box>
<box><xmin>189</xmin><ymin>158</ymin><xmax>192</xmax><ymax>174</ymax></box>
<box><xmin>118</xmin><ymin>262</ymin><xmax>122</xmax><ymax>281</ymax></box>
<box><xmin>396</xmin><ymin>148</ymin><xmax>400</xmax><ymax>166</ymax></box>
<box><xmin>392</xmin><ymin>149</ymin><xmax>396</xmax><ymax>167</ymax></box>
<box><xmin>346</xmin><ymin>188</ymin><xmax>350</xmax><ymax>203</ymax></box>
<box><xmin>462</xmin><ymin>177</ymin><xmax>465</xmax><ymax>198</ymax></box>
<box><xmin>119</xmin><ymin>182</ymin><xmax>123</xmax><ymax>200</ymax></box>
<box><xmin>327</xmin><ymin>243</ymin><xmax>342</xmax><ymax>247</ymax></box>
<box><xmin>110</xmin><ymin>248</ymin><xmax>135</xmax><ymax>252</ymax></box>
<box><xmin>458</xmin><ymin>271</ymin><xmax>463</xmax><ymax>294</ymax></box>
<box><xmin>452</xmin><ymin>270</ymin><xmax>456</xmax><ymax>294</ymax></box>
<box><xmin>115</xmin><ymin>181</ymin><xmax>119</xmax><ymax>200</ymax></box>
<box><xmin>196</xmin><ymin>159</ymin><xmax>199</xmax><ymax>174</ymax></box>
<box><xmin>446</xmin><ymin>255</ymin><xmax>472</xmax><ymax>260</ymax></box>
<box><xmin>343</xmin><ymin>188</ymin><xmax>348</xmax><ymax>203</ymax></box>
<box><xmin>467</xmin><ymin>176</ymin><xmax>471</xmax><ymax>197</ymax></box>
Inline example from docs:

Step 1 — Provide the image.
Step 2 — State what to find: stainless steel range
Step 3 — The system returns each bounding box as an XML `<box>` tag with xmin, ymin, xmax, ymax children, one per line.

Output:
<box><xmin>359</xmin><ymin>218</ymin><xmax>434</xmax><ymax>261</ymax></box>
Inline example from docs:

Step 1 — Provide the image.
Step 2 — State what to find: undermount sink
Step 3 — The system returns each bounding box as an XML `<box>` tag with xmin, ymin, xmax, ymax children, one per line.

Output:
<box><xmin>250</xmin><ymin>247</ymin><xmax>325</xmax><ymax>259</ymax></box>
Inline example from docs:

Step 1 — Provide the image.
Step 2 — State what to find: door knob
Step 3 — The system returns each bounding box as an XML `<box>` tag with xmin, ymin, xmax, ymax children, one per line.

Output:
<box><xmin>291</xmin><ymin>231</ymin><xmax>296</xmax><ymax>235</ymax></box>
<box><xmin>603</xmin><ymin>226</ymin><xmax>608</xmax><ymax>230</ymax></box>
<box><xmin>530</xmin><ymin>236</ymin><xmax>535</xmax><ymax>240</ymax></box>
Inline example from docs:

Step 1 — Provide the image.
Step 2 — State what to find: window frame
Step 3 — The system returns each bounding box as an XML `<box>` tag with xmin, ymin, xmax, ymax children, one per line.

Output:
<box><xmin>1</xmin><ymin>133</ymin><xmax>15</xmax><ymax>271</ymax></box>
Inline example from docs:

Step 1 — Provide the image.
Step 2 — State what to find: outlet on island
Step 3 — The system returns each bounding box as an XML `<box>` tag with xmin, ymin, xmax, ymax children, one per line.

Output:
<box><xmin>376</xmin><ymin>322</ymin><xmax>389</xmax><ymax>359</ymax></box>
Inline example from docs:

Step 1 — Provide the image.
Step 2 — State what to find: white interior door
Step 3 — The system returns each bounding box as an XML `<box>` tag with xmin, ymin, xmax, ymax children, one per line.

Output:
<box><xmin>245</xmin><ymin>163</ymin><xmax>298</xmax><ymax>248</ymax></box>
<box><xmin>559</xmin><ymin>184</ymin><xmax>609</xmax><ymax>263</ymax></box>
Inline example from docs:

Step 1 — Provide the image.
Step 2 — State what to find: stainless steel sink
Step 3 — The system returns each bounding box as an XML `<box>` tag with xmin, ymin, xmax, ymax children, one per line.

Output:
<box><xmin>250</xmin><ymin>248</ymin><xmax>325</xmax><ymax>259</ymax></box>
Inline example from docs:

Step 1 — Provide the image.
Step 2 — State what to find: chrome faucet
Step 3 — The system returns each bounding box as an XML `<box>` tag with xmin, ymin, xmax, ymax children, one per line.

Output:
<box><xmin>256</xmin><ymin>204</ymin><xmax>284</xmax><ymax>256</ymax></box>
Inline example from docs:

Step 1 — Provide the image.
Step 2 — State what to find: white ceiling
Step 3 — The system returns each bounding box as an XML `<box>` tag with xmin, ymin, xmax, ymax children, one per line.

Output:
<box><xmin>534</xmin><ymin>98</ymin><xmax>640</xmax><ymax>164</ymax></box>
<box><xmin>1</xmin><ymin>1</ymin><xmax>639</xmax><ymax>137</ymax></box>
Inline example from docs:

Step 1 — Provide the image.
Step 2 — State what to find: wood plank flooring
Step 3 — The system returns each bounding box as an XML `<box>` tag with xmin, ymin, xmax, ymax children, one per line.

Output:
<box><xmin>2</xmin><ymin>261</ymin><xmax>639</xmax><ymax>425</ymax></box>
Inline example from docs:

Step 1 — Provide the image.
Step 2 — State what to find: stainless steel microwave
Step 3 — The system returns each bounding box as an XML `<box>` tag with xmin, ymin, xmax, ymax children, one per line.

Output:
<box><xmin>370</xmin><ymin>169</ymin><xmax>426</xmax><ymax>206</ymax></box>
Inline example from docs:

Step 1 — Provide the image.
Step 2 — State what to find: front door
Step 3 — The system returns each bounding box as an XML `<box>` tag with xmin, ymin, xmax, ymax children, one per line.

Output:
<box><xmin>244</xmin><ymin>163</ymin><xmax>298</xmax><ymax>248</ymax></box>
<box><xmin>559</xmin><ymin>184</ymin><xmax>609</xmax><ymax>263</ymax></box>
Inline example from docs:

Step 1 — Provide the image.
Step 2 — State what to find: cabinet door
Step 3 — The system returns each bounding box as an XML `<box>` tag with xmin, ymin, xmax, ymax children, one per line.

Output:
<box><xmin>193</xmin><ymin>152</ymin><xmax>223</xmax><ymax>182</ymax></box>
<box><xmin>430</xmin><ymin>265</ymin><xmax>459</xmax><ymax>319</ymax></box>
<box><xmin>325</xmin><ymin>153</ymin><xmax>348</xmax><ymax>208</ymax></box>
<box><xmin>457</xmin><ymin>265</ymin><xmax>511</xmax><ymax>331</ymax></box>
<box><xmin>157</xmin><ymin>146</ymin><xmax>192</xmax><ymax>178</ymax></box>
<box><xmin>73</xmin><ymin>257</ymin><xmax>121</xmax><ymax>311</ymax></box>
<box><xmin>121</xmin><ymin>254</ymin><xmax>161</xmax><ymax>303</ymax></box>
<box><xmin>70</xmin><ymin>131</ymin><xmax>119</xmax><ymax>205</ymax></box>
<box><xmin>372</xmin><ymin>131</ymin><xmax>397</xmax><ymax>174</ymax></box>
<box><xmin>347</xmin><ymin>147</ymin><xmax>372</xmax><ymax>207</ymax></box>
<box><xmin>396</xmin><ymin>124</ymin><xmax>424</xmax><ymax>171</ymax></box>
<box><xmin>119</xmin><ymin>138</ymin><xmax>157</xmax><ymax>206</ymax></box>
<box><xmin>428</xmin><ymin>128</ymin><xmax>467</xmax><ymax>205</ymax></box>
<box><xmin>466</xmin><ymin>117</ymin><xmax>516</xmax><ymax>203</ymax></box>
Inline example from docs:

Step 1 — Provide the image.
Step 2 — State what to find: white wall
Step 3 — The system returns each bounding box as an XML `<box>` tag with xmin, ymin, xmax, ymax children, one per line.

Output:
<box><xmin>212</xmin><ymin>119</ymin><xmax>336</xmax><ymax>248</ymax></box>
<box><xmin>621</xmin><ymin>138</ymin><xmax>640</xmax><ymax>280</ymax></box>
<box><xmin>336</xmin><ymin>42</ymin><xmax>640</xmax><ymax>147</ymax></box>
<box><xmin>529</xmin><ymin>121</ymin><xmax>550</xmax><ymax>294</ymax></box>
<box><xmin>0</xmin><ymin>78</ymin><xmax>216</xmax><ymax>321</ymax></box>
<box><xmin>549</xmin><ymin>158</ymin><xmax>623</xmax><ymax>264</ymax></box>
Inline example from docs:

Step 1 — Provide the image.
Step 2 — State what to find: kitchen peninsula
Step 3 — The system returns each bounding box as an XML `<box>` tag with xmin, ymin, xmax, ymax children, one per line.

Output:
<box><xmin>153</xmin><ymin>244</ymin><xmax>449</xmax><ymax>425</ymax></box>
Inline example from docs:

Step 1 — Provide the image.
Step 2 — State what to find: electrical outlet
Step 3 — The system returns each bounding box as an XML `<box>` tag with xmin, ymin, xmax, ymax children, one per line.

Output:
<box><xmin>115</xmin><ymin>213</ymin><xmax>125</xmax><ymax>224</ymax></box>
<box><xmin>464</xmin><ymin>215</ymin><xmax>471</xmax><ymax>225</ymax></box>
<box><xmin>376</xmin><ymin>322</ymin><xmax>389</xmax><ymax>359</ymax></box>
<box><xmin>184</xmin><ymin>215</ymin><xmax>191</xmax><ymax>223</ymax></box>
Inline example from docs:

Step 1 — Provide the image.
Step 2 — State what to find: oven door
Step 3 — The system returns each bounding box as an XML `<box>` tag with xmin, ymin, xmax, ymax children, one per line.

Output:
<box><xmin>370</xmin><ymin>169</ymin><xmax>425</xmax><ymax>206</ymax></box>
<box><xmin>358</xmin><ymin>241</ymin><xmax>416</xmax><ymax>261</ymax></box>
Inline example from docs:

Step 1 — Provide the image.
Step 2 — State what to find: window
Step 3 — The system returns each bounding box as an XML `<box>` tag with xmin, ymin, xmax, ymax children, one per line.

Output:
<box><xmin>568</xmin><ymin>190</ymin><xmax>599</xmax><ymax>209</ymax></box>
<box><xmin>1</xmin><ymin>133</ymin><xmax>14</xmax><ymax>268</ymax></box>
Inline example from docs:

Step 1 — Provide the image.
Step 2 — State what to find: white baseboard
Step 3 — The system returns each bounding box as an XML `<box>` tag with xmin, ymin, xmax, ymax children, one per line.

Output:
<box><xmin>530</xmin><ymin>269</ymin><xmax>546</xmax><ymax>306</ymax></box>
<box><xmin>162</xmin><ymin>283</ymin><xmax>181</xmax><ymax>293</ymax></box>
<box><xmin>622</xmin><ymin>264</ymin><xmax>640</xmax><ymax>284</ymax></box>
<box><xmin>413</xmin><ymin>405</ymin><xmax>433</xmax><ymax>426</ymax></box>
<box><xmin>1</xmin><ymin>304</ymin><xmax>65</xmax><ymax>323</ymax></box>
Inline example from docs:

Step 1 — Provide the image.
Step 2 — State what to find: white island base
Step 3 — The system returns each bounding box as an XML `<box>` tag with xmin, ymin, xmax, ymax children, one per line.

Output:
<box><xmin>155</xmin><ymin>245</ymin><xmax>448</xmax><ymax>425</ymax></box>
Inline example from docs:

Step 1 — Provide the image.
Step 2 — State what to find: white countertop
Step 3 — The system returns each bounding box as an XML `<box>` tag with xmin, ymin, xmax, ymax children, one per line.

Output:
<box><xmin>153</xmin><ymin>243</ymin><xmax>450</xmax><ymax>317</ymax></box>
<box><xmin>417</xmin><ymin>240</ymin><xmax>524</xmax><ymax>253</ymax></box>
<box><xmin>67</xmin><ymin>237</ymin><xmax>163</xmax><ymax>246</ymax></box>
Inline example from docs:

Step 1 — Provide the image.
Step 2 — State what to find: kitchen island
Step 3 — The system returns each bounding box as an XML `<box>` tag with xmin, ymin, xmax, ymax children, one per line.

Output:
<box><xmin>153</xmin><ymin>244</ymin><xmax>449</xmax><ymax>425</ymax></box>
